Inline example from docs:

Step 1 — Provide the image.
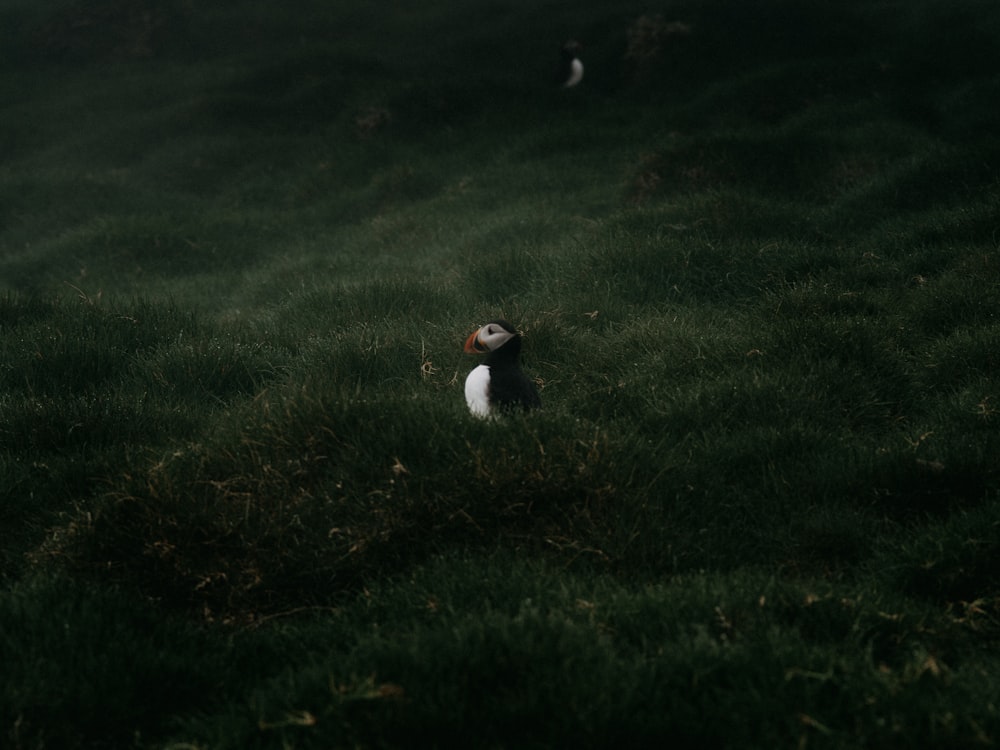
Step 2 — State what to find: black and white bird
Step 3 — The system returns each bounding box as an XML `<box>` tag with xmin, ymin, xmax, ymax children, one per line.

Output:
<box><xmin>463</xmin><ymin>319</ymin><xmax>542</xmax><ymax>417</ymax></box>
<box><xmin>559</xmin><ymin>40</ymin><xmax>584</xmax><ymax>88</ymax></box>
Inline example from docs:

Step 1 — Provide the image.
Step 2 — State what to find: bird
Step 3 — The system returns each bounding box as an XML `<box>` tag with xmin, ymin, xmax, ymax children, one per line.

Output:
<box><xmin>559</xmin><ymin>40</ymin><xmax>584</xmax><ymax>88</ymax></box>
<box><xmin>463</xmin><ymin>319</ymin><xmax>542</xmax><ymax>417</ymax></box>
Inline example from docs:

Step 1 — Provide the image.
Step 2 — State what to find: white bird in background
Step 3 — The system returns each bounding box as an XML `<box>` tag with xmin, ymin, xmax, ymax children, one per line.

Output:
<box><xmin>560</xmin><ymin>40</ymin><xmax>584</xmax><ymax>88</ymax></box>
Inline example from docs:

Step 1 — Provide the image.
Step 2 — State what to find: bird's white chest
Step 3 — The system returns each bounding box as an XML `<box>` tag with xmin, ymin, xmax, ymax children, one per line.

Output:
<box><xmin>563</xmin><ymin>58</ymin><xmax>584</xmax><ymax>87</ymax></box>
<box><xmin>464</xmin><ymin>364</ymin><xmax>492</xmax><ymax>418</ymax></box>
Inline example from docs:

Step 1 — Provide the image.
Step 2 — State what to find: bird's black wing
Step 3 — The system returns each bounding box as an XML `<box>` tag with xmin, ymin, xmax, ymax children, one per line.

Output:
<box><xmin>489</xmin><ymin>366</ymin><xmax>542</xmax><ymax>412</ymax></box>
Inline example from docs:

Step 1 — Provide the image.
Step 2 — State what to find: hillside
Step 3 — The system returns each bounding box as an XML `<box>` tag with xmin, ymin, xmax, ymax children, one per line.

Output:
<box><xmin>2</xmin><ymin>1</ymin><xmax>999</xmax><ymax>747</ymax></box>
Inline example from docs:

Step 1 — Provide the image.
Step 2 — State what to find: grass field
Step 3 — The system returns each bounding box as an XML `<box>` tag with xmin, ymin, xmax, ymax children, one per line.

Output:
<box><xmin>2</xmin><ymin>0</ymin><xmax>1000</xmax><ymax>747</ymax></box>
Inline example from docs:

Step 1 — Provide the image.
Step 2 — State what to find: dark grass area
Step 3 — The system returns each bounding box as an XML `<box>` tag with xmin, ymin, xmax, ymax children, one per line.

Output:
<box><xmin>2</xmin><ymin>0</ymin><xmax>1000</xmax><ymax>747</ymax></box>
<box><xmin>4</xmin><ymin>558</ymin><xmax>998</xmax><ymax>749</ymax></box>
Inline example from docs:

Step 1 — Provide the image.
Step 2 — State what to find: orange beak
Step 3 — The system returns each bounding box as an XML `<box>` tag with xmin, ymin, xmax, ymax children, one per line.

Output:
<box><xmin>464</xmin><ymin>329</ymin><xmax>487</xmax><ymax>354</ymax></box>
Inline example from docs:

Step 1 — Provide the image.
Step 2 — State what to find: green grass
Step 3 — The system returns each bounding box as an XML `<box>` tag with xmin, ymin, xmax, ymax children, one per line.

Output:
<box><xmin>2</xmin><ymin>0</ymin><xmax>999</xmax><ymax>747</ymax></box>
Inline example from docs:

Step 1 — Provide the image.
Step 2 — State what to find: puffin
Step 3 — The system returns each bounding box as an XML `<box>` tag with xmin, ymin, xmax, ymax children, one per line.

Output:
<box><xmin>559</xmin><ymin>40</ymin><xmax>584</xmax><ymax>88</ymax></box>
<box><xmin>463</xmin><ymin>319</ymin><xmax>542</xmax><ymax>417</ymax></box>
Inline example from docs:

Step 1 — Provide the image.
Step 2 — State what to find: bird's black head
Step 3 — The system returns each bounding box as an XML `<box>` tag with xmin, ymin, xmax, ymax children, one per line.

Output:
<box><xmin>463</xmin><ymin>319</ymin><xmax>520</xmax><ymax>355</ymax></box>
<box><xmin>561</xmin><ymin>40</ymin><xmax>582</xmax><ymax>61</ymax></box>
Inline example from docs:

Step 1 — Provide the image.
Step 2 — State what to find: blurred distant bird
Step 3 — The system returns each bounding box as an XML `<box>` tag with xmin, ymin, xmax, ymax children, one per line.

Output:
<box><xmin>559</xmin><ymin>40</ymin><xmax>584</xmax><ymax>88</ymax></box>
<box><xmin>463</xmin><ymin>320</ymin><xmax>541</xmax><ymax>417</ymax></box>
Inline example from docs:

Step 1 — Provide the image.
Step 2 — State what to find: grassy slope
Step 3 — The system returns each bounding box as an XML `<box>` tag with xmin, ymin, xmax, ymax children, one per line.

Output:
<box><xmin>2</xmin><ymin>0</ymin><xmax>999</xmax><ymax>747</ymax></box>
